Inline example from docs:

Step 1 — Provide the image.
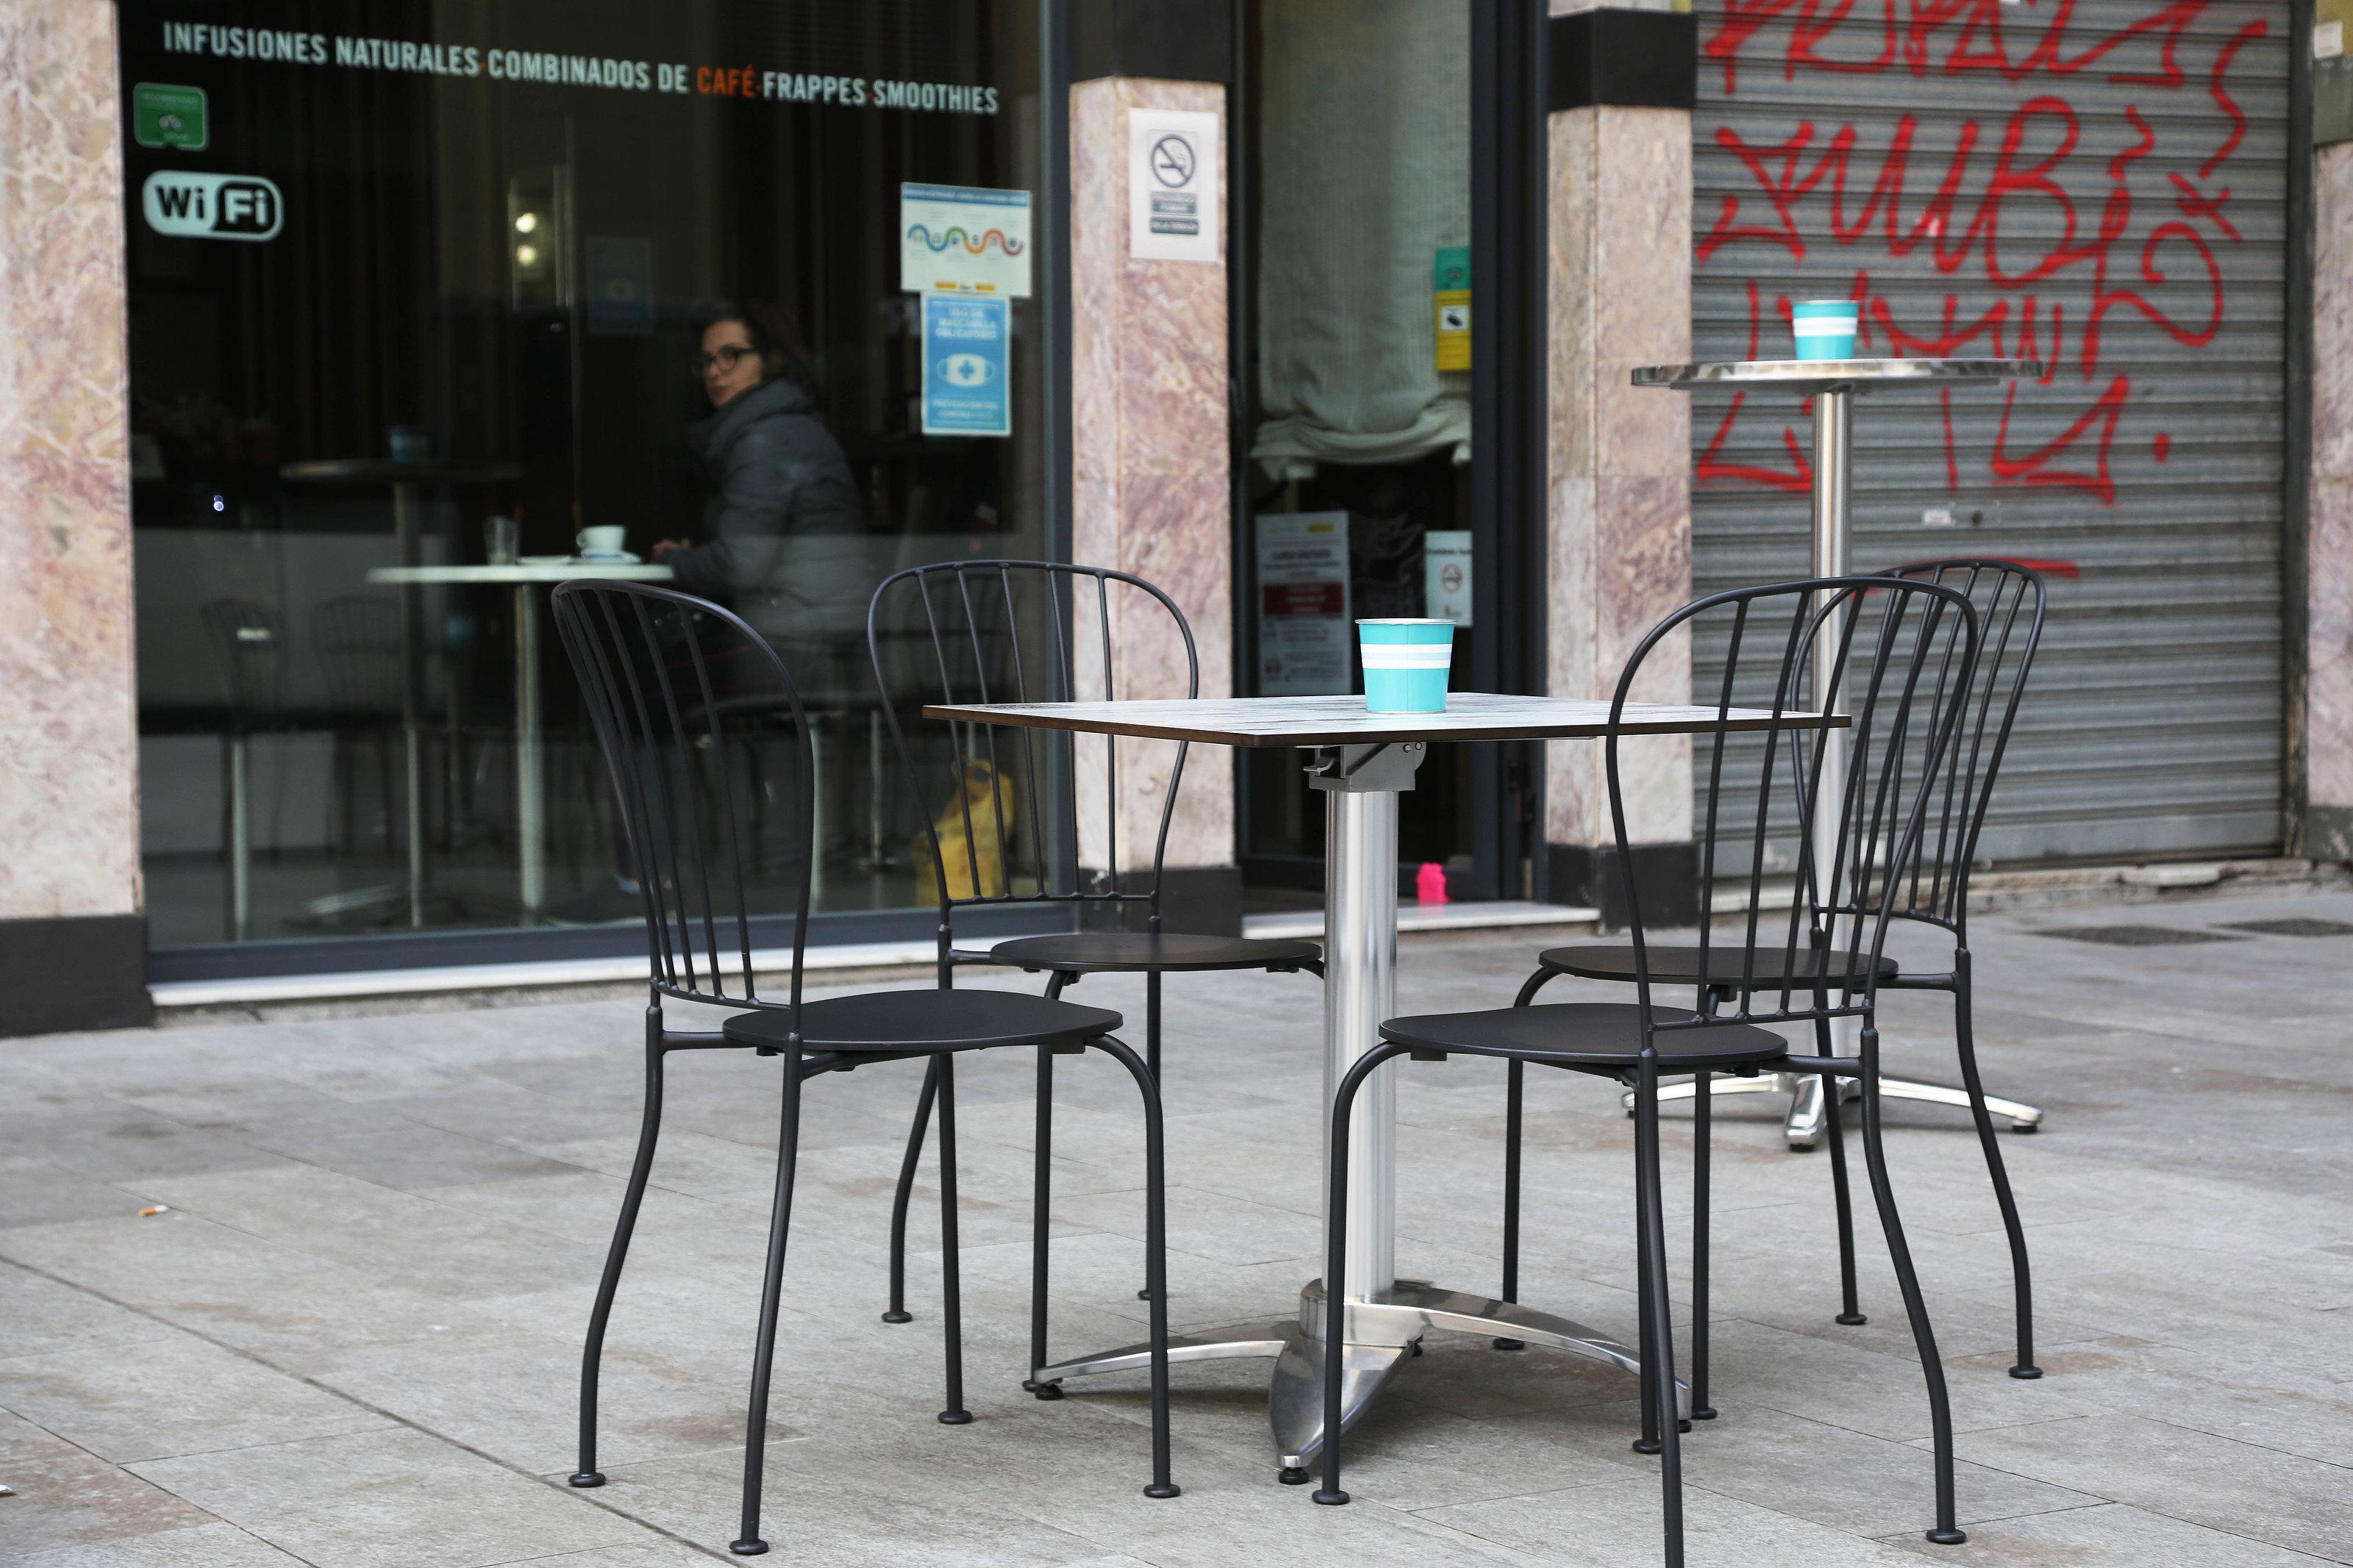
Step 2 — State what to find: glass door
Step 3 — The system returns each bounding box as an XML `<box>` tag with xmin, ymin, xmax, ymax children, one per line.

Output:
<box><xmin>1233</xmin><ymin>0</ymin><xmax>1533</xmax><ymax>911</ymax></box>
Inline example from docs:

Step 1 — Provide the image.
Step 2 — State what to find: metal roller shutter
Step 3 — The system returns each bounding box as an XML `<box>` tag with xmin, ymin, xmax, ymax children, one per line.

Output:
<box><xmin>1689</xmin><ymin>0</ymin><xmax>2290</xmax><ymax>867</ymax></box>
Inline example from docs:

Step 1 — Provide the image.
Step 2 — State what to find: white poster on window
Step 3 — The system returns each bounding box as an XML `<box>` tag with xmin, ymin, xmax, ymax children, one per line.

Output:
<box><xmin>899</xmin><ymin>182</ymin><xmax>1032</xmax><ymax>297</ymax></box>
<box><xmin>1128</xmin><ymin>107</ymin><xmax>1220</xmax><ymax>262</ymax></box>
<box><xmin>1423</xmin><ymin>530</ymin><xmax>1472</xmax><ymax>626</ymax></box>
<box><xmin>1256</xmin><ymin>512</ymin><xmax>1352</xmax><ymax>696</ymax></box>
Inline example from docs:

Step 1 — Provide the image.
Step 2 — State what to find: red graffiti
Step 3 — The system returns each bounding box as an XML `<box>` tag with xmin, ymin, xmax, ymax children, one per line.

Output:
<box><xmin>1696</xmin><ymin>0</ymin><xmax>2265</xmax><ymax>506</ymax></box>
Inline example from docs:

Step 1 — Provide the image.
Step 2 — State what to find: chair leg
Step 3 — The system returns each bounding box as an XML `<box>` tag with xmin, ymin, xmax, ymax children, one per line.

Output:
<box><xmin>1632</xmin><ymin>1129</ymin><xmax>1663</xmax><ymax>1456</ymax></box>
<box><xmin>1954</xmin><ymin>952</ymin><xmax>2038</xmax><ymax>1378</ymax></box>
<box><xmin>1138</xmin><ymin>970</ymin><xmax>1161</xmax><ymax>1303</ymax></box>
<box><xmin>1690</xmin><ymin>1070</ymin><xmax>1715</xmax><ymax>1420</ymax></box>
<box><xmin>936</xmin><ymin>1054</ymin><xmax>971</xmax><ymax>1425</ymax></box>
<box><xmin>732</xmin><ymin>1048</ymin><xmax>804</xmax><ymax>1556</ymax></box>
<box><xmin>1025</xmin><ymin>975</ymin><xmax>1070</xmax><ymax>1400</ymax></box>
<box><xmin>1495</xmin><ymin>1058</ymin><xmax>1525</xmax><ymax>1350</ymax></box>
<box><xmin>1856</xmin><ymin>1029</ymin><xmax>1965</xmax><ymax>1546</ymax></box>
<box><xmin>1818</xmin><ymin>1018</ymin><xmax>1866</xmax><ymax>1326</ymax></box>
<box><xmin>1635</xmin><ymin>1056</ymin><xmax>1687</xmax><ymax>1568</ymax></box>
<box><xmin>571</xmin><ymin>1014</ymin><xmax>666</xmax><ymax>1488</ymax></box>
<box><xmin>1089</xmin><ymin>1036</ymin><xmax>1180</xmax><ymax>1497</ymax></box>
<box><xmin>882</xmin><ymin>1059</ymin><xmax>939</xmax><ymax>1324</ymax></box>
<box><xmin>1495</xmin><ymin>967</ymin><xmax>1553</xmax><ymax>1350</ymax></box>
<box><xmin>1311</xmin><ymin>1041</ymin><xmax>1406</xmax><ymax>1507</ymax></box>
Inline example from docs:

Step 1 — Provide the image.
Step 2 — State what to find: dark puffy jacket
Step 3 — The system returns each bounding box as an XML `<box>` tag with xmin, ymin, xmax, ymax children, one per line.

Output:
<box><xmin>667</xmin><ymin>377</ymin><xmax>867</xmax><ymax>648</ymax></box>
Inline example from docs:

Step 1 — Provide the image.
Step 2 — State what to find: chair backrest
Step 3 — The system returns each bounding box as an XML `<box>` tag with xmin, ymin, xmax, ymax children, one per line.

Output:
<box><xmin>866</xmin><ymin>561</ymin><xmax>1199</xmax><ymax>939</ymax></box>
<box><xmin>551</xmin><ymin>580</ymin><xmax>811</xmax><ymax>1020</ymax></box>
<box><xmin>1608</xmin><ymin>575</ymin><xmax>1979</xmax><ymax>1034</ymax></box>
<box><xmin>1877</xmin><ymin>559</ymin><xmax>2047</xmax><ymax>936</ymax></box>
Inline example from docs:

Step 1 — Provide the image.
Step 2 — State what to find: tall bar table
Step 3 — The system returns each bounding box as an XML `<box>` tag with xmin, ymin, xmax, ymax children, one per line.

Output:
<box><xmin>1629</xmin><ymin>357</ymin><xmax>2046</xmax><ymax>1146</ymax></box>
<box><xmin>925</xmin><ymin>691</ymin><xmax>1842</xmax><ymax>1475</ymax></box>
<box><xmin>367</xmin><ymin>562</ymin><xmax>671</xmax><ymax>921</ymax></box>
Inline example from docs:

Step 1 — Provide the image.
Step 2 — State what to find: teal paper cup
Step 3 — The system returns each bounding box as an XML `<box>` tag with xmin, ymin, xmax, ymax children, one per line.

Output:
<box><xmin>1792</xmin><ymin>299</ymin><xmax>1858</xmax><ymax>362</ymax></box>
<box><xmin>1360</xmin><ymin>619</ymin><xmax>1455</xmax><ymax>712</ymax></box>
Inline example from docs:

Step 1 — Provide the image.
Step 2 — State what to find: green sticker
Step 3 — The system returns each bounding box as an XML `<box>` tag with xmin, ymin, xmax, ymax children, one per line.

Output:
<box><xmin>1432</xmin><ymin>245</ymin><xmax>1470</xmax><ymax>293</ymax></box>
<box><xmin>134</xmin><ymin>84</ymin><xmax>209</xmax><ymax>151</ymax></box>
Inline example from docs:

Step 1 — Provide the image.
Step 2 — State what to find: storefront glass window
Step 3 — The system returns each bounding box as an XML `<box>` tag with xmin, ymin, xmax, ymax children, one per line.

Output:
<box><xmin>119</xmin><ymin>1</ymin><xmax>1052</xmax><ymax>957</ymax></box>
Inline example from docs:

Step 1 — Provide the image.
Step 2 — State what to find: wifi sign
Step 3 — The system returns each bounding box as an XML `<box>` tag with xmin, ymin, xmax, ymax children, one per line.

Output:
<box><xmin>142</xmin><ymin>172</ymin><xmax>283</xmax><ymax>241</ymax></box>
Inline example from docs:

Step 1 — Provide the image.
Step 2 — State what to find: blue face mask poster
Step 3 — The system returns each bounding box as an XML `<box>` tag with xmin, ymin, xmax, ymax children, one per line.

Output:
<box><xmin>921</xmin><ymin>292</ymin><xmax>1011</xmax><ymax>437</ymax></box>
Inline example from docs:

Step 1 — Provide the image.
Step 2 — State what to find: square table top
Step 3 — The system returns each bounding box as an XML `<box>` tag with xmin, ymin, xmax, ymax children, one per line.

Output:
<box><xmin>923</xmin><ymin>692</ymin><xmax>1843</xmax><ymax>749</ymax></box>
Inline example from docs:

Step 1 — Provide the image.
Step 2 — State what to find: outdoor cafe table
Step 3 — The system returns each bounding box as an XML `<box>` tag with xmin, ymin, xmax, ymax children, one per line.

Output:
<box><xmin>366</xmin><ymin>562</ymin><xmax>672</xmax><ymax>923</ymax></box>
<box><xmin>1629</xmin><ymin>357</ymin><xmax>2046</xmax><ymax>1146</ymax></box>
<box><xmin>923</xmin><ymin>691</ymin><xmax>1841</xmax><ymax>1474</ymax></box>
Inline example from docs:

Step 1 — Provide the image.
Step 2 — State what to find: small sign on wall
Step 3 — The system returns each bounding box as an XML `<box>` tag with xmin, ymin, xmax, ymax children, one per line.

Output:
<box><xmin>1423</xmin><ymin>530</ymin><xmax>1473</xmax><ymax>625</ymax></box>
<box><xmin>921</xmin><ymin>293</ymin><xmax>1011</xmax><ymax>437</ymax></box>
<box><xmin>1256</xmin><ymin>512</ymin><xmax>1352</xmax><ymax>695</ymax></box>
<box><xmin>1129</xmin><ymin>107</ymin><xmax>1219</xmax><ymax>262</ymax></box>
<box><xmin>899</xmin><ymin>182</ymin><xmax>1032</xmax><ymax>296</ymax></box>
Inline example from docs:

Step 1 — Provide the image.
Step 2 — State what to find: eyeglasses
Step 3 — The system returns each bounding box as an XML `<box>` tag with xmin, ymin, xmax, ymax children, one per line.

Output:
<box><xmin>695</xmin><ymin>343</ymin><xmax>757</xmax><ymax>375</ymax></box>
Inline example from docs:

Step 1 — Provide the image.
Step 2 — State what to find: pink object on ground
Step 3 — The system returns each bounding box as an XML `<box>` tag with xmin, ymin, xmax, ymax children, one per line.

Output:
<box><xmin>1415</xmin><ymin>862</ymin><xmax>1449</xmax><ymax>905</ymax></box>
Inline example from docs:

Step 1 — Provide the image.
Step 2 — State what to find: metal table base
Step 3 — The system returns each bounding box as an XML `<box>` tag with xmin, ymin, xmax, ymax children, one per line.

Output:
<box><xmin>1623</xmin><ymin>1073</ymin><xmax>2042</xmax><ymax>1147</ymax></box>
<box><xmin>1031</xmin><ymin>740</ymin><xmax>1679</xmax><ymax>1469</ymax></box>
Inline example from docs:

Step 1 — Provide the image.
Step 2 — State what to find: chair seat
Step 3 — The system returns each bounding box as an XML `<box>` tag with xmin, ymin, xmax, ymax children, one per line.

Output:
<box><xmin>723</xmin><ymin>988</ymin><xmax>1123</xmax><ymax>1053</ymax></box>
<box><xmin>987</xmin><ymin>931</ymin><xmax>1321</xmax><ymax>974</ymax></box>
<box><xmin>1539</xmin><ymin>944</ymin><xmax>1900</xmax><ymax>988</ymax></box>
<box><xmin>1379</xmin><ymin>1003</ymin><xmax>1789</xmax><ymax>1072</ymax></box>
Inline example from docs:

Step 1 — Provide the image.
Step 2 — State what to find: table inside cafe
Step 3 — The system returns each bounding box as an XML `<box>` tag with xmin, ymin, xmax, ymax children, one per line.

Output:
<box><xmin>921</xmin><ymin>690</ymin><xmax>1842</xmax><ymax>1474</ymax></box>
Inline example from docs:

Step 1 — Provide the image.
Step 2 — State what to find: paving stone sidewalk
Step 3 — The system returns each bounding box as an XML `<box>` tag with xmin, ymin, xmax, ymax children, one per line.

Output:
<box><xmin>2</xmin><ymin>888</ymin><xmax>2350</xmax><ymax>1566</ymax></box>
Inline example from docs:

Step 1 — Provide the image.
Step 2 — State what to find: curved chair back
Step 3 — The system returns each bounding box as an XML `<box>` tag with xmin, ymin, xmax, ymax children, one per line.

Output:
<box><xmin>866</xmin><ymin>561</ymin><xmax>1200</xmax><ymax>946</ymax></box>
<box><xmin>551</xmin><ymin>580</ymin><xmax>812</xmax><ymax>1021</ymax></box>
<box><xmin>1877</xmin><ymin>559</ymin><xmax>2047</xmax><ymax>937</ymax></box>
<box><xmin>312</xmin><ymin>594</ymin><xmax>405</xmax><ymax>717</ymax></box>
<box><xmin>1608</xmin><ymin>575</ymin><xmax>1979</xmax><ymax>1033</ymax></box>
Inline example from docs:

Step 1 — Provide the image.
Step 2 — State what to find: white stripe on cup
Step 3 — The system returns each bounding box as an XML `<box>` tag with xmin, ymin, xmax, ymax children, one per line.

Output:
<box><xmin>1791</xmin><ymin>316</ymin><xmax>1857</xmax><ymax>336</ymax></box>
<box><xmin>1360</xmin><ymin>645</ymin><xmax>1454</xmax><ymax>670</ymax></box>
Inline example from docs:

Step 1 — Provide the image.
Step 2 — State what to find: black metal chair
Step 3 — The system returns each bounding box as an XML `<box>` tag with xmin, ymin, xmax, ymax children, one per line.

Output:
<box><xmin>865</xmin><ymin>561</ymin><xmax>1322</xmax><ymax>1381</ymax></box>
<box><xmin>1310</xmin><ymin>576</ymin><xmax>1982</xmax><ymax>1560</ymax></box>
<box><xmin>1503</xmin><ymin>559</ymin><xmax>2046</xmax><ymax>1381</ymax></box>
<box><xmin>550</xmin><ymin>581</ymin><xmax>1180</xmax><ymax>1558</ymax></box>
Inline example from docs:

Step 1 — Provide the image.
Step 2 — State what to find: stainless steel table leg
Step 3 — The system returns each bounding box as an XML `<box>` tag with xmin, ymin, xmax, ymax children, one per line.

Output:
<box><xmin>1877</xmin><ymin>1078</ymin><xmax>2044</xmax><ymax>1128</ymax></box>
<box><xmin>515</xmin><ymin>584</ymin><xmax>543</xmax><ymax>922</ymax></box>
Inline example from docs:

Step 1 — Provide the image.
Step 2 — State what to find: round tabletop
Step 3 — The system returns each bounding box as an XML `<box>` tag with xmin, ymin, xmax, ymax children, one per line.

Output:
<box><xmin>282</xmin><ymin>459</ymin><xmax>530</xmax><ymax>485</ymax></box>
<box><xmin>365</xmin><ymin>563</ymin><xmax>674</xmax><ymax>585</ymax></box>
<box><xmin>1631</xmin><ymin>357</ymin><xmax>2041</xmax><ymax>393</ymax></box>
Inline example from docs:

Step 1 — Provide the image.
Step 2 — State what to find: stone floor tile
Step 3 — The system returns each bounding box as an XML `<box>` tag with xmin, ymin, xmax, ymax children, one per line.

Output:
<box><xmin>0</xmin><ymin>1259</ymin><xmax>154</xmax><ymax>1360</ymax></box>
<box><xmin>0</xmin><ymin>1424</ymin><xmax>218</xmax><ymax>1556</ymax></box>
<box><xmin>1948</xmin><ymin>1414</ymin><xmax>2353</xmax><ymax>1560</ymax></box>
<box><xmin>0</xmin><ymin>1332</ymin><xmax>390</xmax><ymax>1464</ymax></box>
<box><xmin>0</xmin><ymin>1158</ymin><xmax>148</xmax><ymax>1230</ymax></box>
<box><xmin>1878</xmin><ymin>1500</ymin><xmax>2340</xmax><ymax>1565</ymax></box>
<box><xmin>1418</xmin><ymin>1475</ymin><xmax>1934</xmax><ymax>1567</ymax></box>
<box><xmin>12</xmin><ymin>1519</ymin><xmax>313</xmax><ymax>1567</ymax></box>
<box><xmin>128</xmin><ymin>1427</ymin><xmax>659</xmax><ymax>1568</ymax></box>
<box><xmin>1665</xmin><ymin>1403</ymin><xmax>2095</xmax><ymax>1538</ymax></box>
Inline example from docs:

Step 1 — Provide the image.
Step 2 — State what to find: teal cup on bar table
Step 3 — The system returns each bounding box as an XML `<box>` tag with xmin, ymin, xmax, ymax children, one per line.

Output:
<box><xmin>1359</xmin><ymin>618</ymin><xmax>1456</xmax><ymax>713</ymax></box>
<box><xmin>1791</xmin><ymin>298</ymin><xmax>1858</xmax><ymax>362</ymax></box>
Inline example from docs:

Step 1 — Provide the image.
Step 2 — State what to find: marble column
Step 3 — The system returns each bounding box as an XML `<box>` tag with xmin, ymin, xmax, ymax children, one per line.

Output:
<box><xmin>2307</xmin><ymin>141</ymin><xmax>2353</xmax><ymax>859</ymax></box>
<box><xmin>1541</xmin><ymin>86</ymin><xmax>1696</xmax><ymax>922</ymax></box>
<box><xmin>1068</xmin><ymin>76</ymin><xmax>1238</xmax><ymax>931</ymax></box>
<box><xmin>0</xmin><ymin>0</ymin><xmax>148</xmax><ymax>1031</ymax></box>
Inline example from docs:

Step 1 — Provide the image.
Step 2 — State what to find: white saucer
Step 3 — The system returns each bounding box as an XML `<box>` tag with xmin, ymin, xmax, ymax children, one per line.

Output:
<box><xmin>576</xmin><ymin>551</ymin><xmax>643</xmax><ymax>564</ymax></box>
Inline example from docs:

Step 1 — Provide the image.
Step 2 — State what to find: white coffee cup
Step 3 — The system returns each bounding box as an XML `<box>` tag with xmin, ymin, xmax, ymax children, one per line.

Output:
<box><xmin>576</xmin><ymin>526</ymin><xmax>626</xmax><ymax>559</ymax></box>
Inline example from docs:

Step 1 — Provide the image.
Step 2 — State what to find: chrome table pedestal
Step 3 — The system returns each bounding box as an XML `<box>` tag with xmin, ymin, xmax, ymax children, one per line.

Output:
<box><xmin>1630</xmin><ymin>357</ymin><xmax>2048</xmax><ymax>1148</ymax></box>
<box><xmin>1032</xmin><ymin>736</ymin><xmax>1672</xmax><ymax>1472</ymax></box>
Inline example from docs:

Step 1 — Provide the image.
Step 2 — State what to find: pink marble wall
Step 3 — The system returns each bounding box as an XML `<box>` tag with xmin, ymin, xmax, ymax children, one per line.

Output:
<box><xmin>0</xmin><ymin>0</ymin><xmax>141</xmax><ymax>923</ymax></box>
<box><xmin>1069</xmin><ymin>77</ymin><xmax>1232</xmax><ymax>874</ymax></box>
<box><xmin>2308</xmin><ymin>140</ymin><xmax>2353</xmax><ymax>851</ymax></box>
<box><xmin>1544</xmin><ymin>105</ymin><xmax>1693</xmax><ymax>851</ymax></box>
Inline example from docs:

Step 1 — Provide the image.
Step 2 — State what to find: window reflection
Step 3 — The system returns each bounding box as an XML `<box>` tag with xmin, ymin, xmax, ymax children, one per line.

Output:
<box><xmin>122</xmin><ymin>1</ymin><xmax>1049</xmax><ymax>950</ymax></box>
